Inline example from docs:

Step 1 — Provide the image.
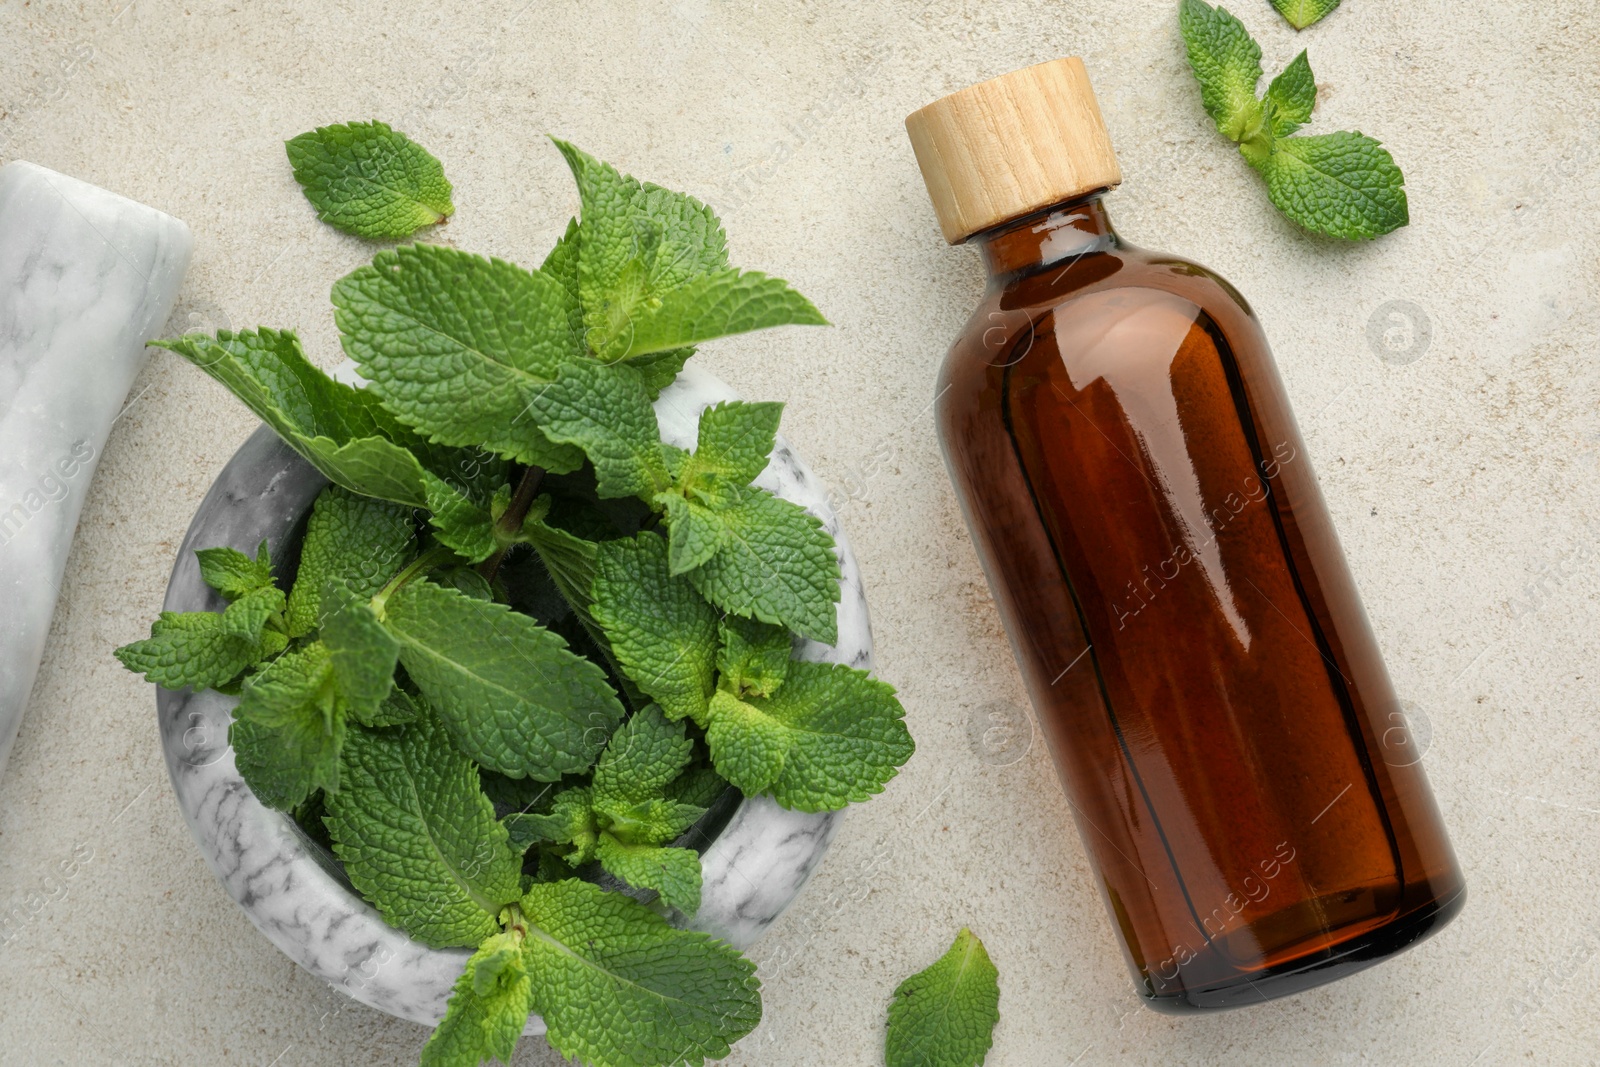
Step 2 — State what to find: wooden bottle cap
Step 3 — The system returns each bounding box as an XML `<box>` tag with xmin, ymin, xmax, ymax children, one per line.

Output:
<box><xmin>905</xmin><ymin>57</ymin><xmax>1122</xmax><ymax>245</ymax></box>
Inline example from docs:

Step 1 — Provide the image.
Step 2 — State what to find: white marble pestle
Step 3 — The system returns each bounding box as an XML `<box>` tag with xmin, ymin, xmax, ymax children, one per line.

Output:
<box><xmin>0</xmin><ymin>161</ymin><xmax>193</xmax><ymax>783</ymax></box>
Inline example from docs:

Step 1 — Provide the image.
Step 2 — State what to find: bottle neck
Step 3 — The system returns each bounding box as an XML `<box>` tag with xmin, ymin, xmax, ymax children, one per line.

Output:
<box><xmin>974</xmin><ymin>192</ymin><xmax>1117</xmax><ymax>279</ymax></box>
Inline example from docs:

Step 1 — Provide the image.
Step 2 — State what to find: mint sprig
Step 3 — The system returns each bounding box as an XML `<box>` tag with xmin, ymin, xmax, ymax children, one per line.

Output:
<box><xmin>120</xmin><ymin>135</ymin><xmax>914</xmax><ymax>1067</ymax></box>
<box><xmin>286</xmin><ymin>121</ymin><xmax>454</xmax><ymax>240</ymax></box>
<box><xmin>1179</xmin><ymin>0</ymin><xmax>1408</xmax><ymax>239</ymax></box>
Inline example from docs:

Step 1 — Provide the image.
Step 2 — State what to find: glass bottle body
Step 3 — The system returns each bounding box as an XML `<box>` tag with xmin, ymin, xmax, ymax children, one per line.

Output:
<box><xmin>937</xmin><ymin>196</ymin><xmax>1464</xmax><ymax>1011</ymax></box>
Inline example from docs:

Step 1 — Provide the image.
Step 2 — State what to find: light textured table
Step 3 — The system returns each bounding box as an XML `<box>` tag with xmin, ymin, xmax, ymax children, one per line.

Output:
<box><xmin>2</xmin><ymin>2</ymin><xmax>1597</xmax><ymax>1064</ymax></box>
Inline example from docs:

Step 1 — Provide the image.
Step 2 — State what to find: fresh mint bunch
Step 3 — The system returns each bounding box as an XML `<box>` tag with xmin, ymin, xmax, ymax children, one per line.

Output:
<box><xmin>1179</xmin><ymin>0</ymin><xmax>1408</xmax><ymax>239</ymax></box>
<box><xmin>884</xmin><ymin>928</ymin><xmax>1002</xmax><ymax>1067</ymax></box>
<box><xmin>1269</xmin><ymin>0</ymin><xmax>1341</xmax><ymax>30</ymax></box>
<box><xmin>286</xmin><ymin>121</ymin><xmax>454</xmax><ymax>239</ymax></box>
<box><xmin>121</xmin><ymin>135</ymin><xmax>914</xmax><ymax>1067</ymax></box>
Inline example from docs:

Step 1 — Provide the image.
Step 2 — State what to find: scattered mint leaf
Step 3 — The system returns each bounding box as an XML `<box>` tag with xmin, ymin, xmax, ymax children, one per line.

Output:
<box><xmin>1270</xmin><ymin>0</ymin><xmax>1341</xmax><ymax>30</ymax></box>
<box><xmin>598</xmin><ymin>269</ymin><xmax>827</xmax><ymax>361</ymax></box>
<box><xmin>590</xmin><ymin>534</ymin><xmax>718</xmax><ymax>723</ymax></box>
<box><xmin>324</xmin><ymin>714</ymin><xmax>522</xmax><ymax>947</ymax></box>
<box><xmin>656</xmin><ymin>493</ymin><xmax>726</xmax><ymax>575</ymax></box>
<box><xmin>518</xmin><ymin>879</ymin><xmax>761</xmax><ymax>1067</ymax></box>
<box><xmin>594</xmin><ymin>837</ymin><xmax>703</xmax><ymax>915</ymax></box>
<box><xmin>286</xmin><ymin>121</ymin><xmax>454</xmax><ymax>240</ymax></box>
<box><xmin>1178</xmin><ymin>0</ymin><xmax>1264</xmax><ymax>141</ymax></box>
<box><xmin>115</xmin><ymin>611</ymin><xmax>265</xmax><ymax>691</ymax></box>
<box><xmin>196</xmin><ymin>541</ymin><xmax>273</xmax><ymax>601</ymax></box>
<box><xmin>1179</xmin><ymin>1</ymin><xmax>1408</xmax><ymax>239</ymax></box>
<box><xmin>382</xmin><ymin>579</ymin><xmax>625</xmax><ymax>781</ymax></box>
<box><xmin>1256</xmin><ymin>131</ymin><xmax>1410</xmax><ymax>239</ymax></box>
<box><xmin>1265</xmin><ymin>51</ymin><xmax>1316</xmax><ymax>137</ymax></box>
<box><xmin>331</xmin><ymin>244</ymin><xmax>586</xmax><ymax>472</ymax></box>
<box><xmin>884</xmin><ymin>928</ymin><xmax>1001</xmax><ymax>1067</ymax></box>
<box><xmin>703</xmin><ymin>661</ymin><xmax>913</xmax><ymax>812</ymax></box>
<box><xmin>715</xmin><ymin>615</ymin><xmax>791</xmax><ymax>700</ymax></box>
<box><xmin>421</xmin><ymin>931</ymin><xmax>535</xmax><ymax>1067</ymax></box>
<box><xmin>231</xmin><ymin>643</ymin><xmax>342</xmax><ymax>809</ymax></box>
<box><xmin>286</xmin><ymin>485</ymin><xmax>415</xmax><ymax>637</ymax></box>
<box><xmin>684</xmin><ymin>485</ymin><xmax>840</xmax><ymax>644</ymax></box>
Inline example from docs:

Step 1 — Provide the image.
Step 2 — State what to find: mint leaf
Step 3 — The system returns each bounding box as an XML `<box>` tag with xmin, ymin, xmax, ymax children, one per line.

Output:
<box><xmin>421</xmin><ymin>931</ymin><xmax>535</xmax><ymax>1067</ymax></box>
<box><xmin>716</xmin><ymin>615</ymin><xmax>790</xmax><ymax>700</ymax></box>
<box><xmin>684</xmin><ymin>485</ymin><xmax>840</xmax><ymax>644</ymax></box>
<box><xmin>541</xmin><ymin>216</ymin><xmax>585</xmax><ymax>337</ymax></box>
<box><xmin>420</xmin><ymin>470</ymin><xmax>498</xmax><ymax>563</ymax></box>
<box><xmin>1270</xmin><ymin>0</ymin><xmax>1341</xmax><ymax>30</ymax></box>
<box><xmin>681</xmin><ymin>401</ymin><xmax>782</xmax><ymax>491</ymax></box>
<box><xmin>506</xmin><ymin>787</ymin><xmax>598</xmax><ymax>863</ymax></box>
<box><xmin>319</xmin><ymin>586</ymin><xmax>400</xmax><ymax>726</ymax></box>
<box><xmin>196</xmin><ymin>542</ymin><xmax>273</xmax><ymax>601</ymax></box>
<box><xmin>153</xmin><ymin>329</ymin><xmax>443</xmax><ymax>509</ymax></box>
<box><xmin>1264</xmin><ymin>50</ymin><xmax>1316</xmax><ymax>137</ymax></box>
<box><xmin>518</xmin><ymin>879</ymin><xmax>761</xmax><ymax>1067</ymax></box>
<box><xmin>231</xmin><ymin>643</ymin><xmax>342</xmax><ymax>808</ymax></box>
<box><xmin>600</xmin><ymin>270</ymin><xmax>826</xmax><ymax>361</ymax></box>
<box><xmin>703</xmin><ymin>661</ymin><xmax>913</xmax><ymax>812</ymax></box>
<box><xmin>1255</xmin><ymin>131</ymin><xmax>1410</xmax><ymax>239</ymax></box>
<box><xmin>519</xmin><ymin>356</ymin><xmax>670</xmax><ymax>500</ymax></box>
<box><xmin>591</xmin><ymin>705</ymin><xmax>695</xmax><ymax>807</ymax></box>
<box><xmin>552</xmin><ymin>140</ymin><xmax>729</xmax><ymax>345</ymax></box>
<box><xmin>286</xmin><ymin>121</ymin><xmax>454</xmax><ymax>239</ymax></box>
<box><xmin>115</xmin><ymin>611</ymin><xmax>263</xmax><ymax>691</ymax></box>
<box><xmin>383</xmin><ymin>579</ymin><xmax>625</xmax><ymax>780</ymax></box>
<box><xmin>594</xmin><ymin>837</ymin><xmax>703</xmax><ymax>915</ymax></box>
<box><xmin>286</xmin><ymin>485</ymin><xmax>415</xmax><ymax>637</ymax></box>
<box><xmin>218</xmin><ymin>584</ymin><xmax>286</xmax><ymax>643</ymax></box>
<box><xmin>884</xmin><ymin>928</ymin><xmax>1001</xmax><ymax>1067</ymax></box>
<box><xmin>590</xmin><ymin>534</ymin><xmax>718</xmax><ymax>723</ymax></box>
<box><xmin>656</xmin><ymin>493</ymin><xmax>725</xmax><ymax>575</ymax></box>
<box><xmin>324</xmin><ymin>715</ymin><xmax>522</xmax><ymax>947</ymax></box>
<box><xmin>332</xmin><ymin>244</ymin><xmax>586</xmax><ymax>472</ymax></box>
<box><xmin>1178</xmin><ymin>0</ymin><xmax>1264</xmax><ymax>141</ymax></box>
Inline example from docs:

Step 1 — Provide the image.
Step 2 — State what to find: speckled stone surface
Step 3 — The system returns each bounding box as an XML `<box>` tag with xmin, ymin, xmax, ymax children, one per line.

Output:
<box><xmin>2</xmin><ymin>2</ymin><xmax>1598</xmax><ymax>1064</ymax></box>
<box><xmin>156</xmin><ymin>367</ymin><xmax>862</xmax><ymax>1033</ymax></box>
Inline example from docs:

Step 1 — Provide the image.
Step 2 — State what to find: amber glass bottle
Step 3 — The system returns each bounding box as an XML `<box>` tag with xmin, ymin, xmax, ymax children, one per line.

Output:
<box><xmin>907</xmin><ymin>59</ymin><xmax>1464</xmax><ymax>1011</ymax></box>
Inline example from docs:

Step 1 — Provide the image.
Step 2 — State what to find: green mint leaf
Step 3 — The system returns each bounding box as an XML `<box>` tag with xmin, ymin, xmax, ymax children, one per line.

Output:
<box><xmin>218</xmin><ymin>584</ymin><xmax>286</xmax><ymax>642</ymax></box>
<box><xmin>590</xmin><ymin>534</ymin><xmax>718</xmax><ymax>723</ymax></box>
<box><xmin>665</xmin><ymin>762</ymin><xmax>729</xmax><ymax>810</ymax></box>
<box><xmin>231</xmin><ymin>643</ymin><xmax>342</xmax><ymax>809</ymax></box>
<box><xmin>703</xmin><ymin>661</ymin><xmax>913</xmax><ymax>812</ymax></box>
<box><xmin>551</xmin><ymin>140</ymin><xmax>729</xmax><ymax>345</ymax></box>
<box><xmin>884</xmin><ymin>928</ymin><xmax>1001</xmax><ymax>1067</ymax></box>
<box><xmin>420</xmin><ymin>931</ymin><xmax>535</xmax><ymax>1067</ymax></box>
<box><xmin>153</xmin><ymin>329</ymin><xmax>441</xmax><ymax>508</ymax></box>
<box><xmin>518</xmin><ymin>879</ymin><xmax>761</xmax><ymax>1067</ymax></box>
<box><xmin>591</xmin><ymin>705</ymin><xmax>695</xmax><ymax>807</ymax></box>
<box><xmin>601</xmin><ymin>269</ymin><xmax>827</xmax><ymax>361</ymax></box>
<box><xmin>1255</xmin><ymin>131</ymin><xmax>1409</xmax><ymax>239</ymax></box>
<box><xmin>419</xmin><ymin>471</ymin><xmax>498</xmax><ymax>563</ymax></box>
<box><xmin>1269</xmin><ymin>0</ymin><xmax>1341</xmax><ymax>30</ymax></box>
<box><xmin>504</xmin><ymin>787</ymin><xmax>598</xmax><ymax>863</ymax></box>
<box><xmin>541</xmin><ymin>216</ymin><xmax>585</xmax><ymax>333</ymax></box>
<box><xmin>626</xmin><ymin>347</ymin><xmax>696</xmax><ymax>397</ymax></box>
<box><xmin>286</xmin><ymin>121</ymin><xmax>454</xmax><ymax>240</ymax></box>
<box><xmin>656</xmin><ymin>493</ymin><xmax>725</xmax><ymax>575</ymax></box>
<box><xmin>324</xmin><ymin>714</ymin><xmax>522</xmax><ymax>947</ymax></box>
<box><xmin>520</xmin><ymin>356</ymin><xmax>670</xmax><ymax>500</ymax></box>
<box><xmin>1179</xmin><ymin>0</ymin><xmax>1264</xmax><ymax>141</ymax></box>
<box><xmin>681</xmin><ymin>401</ymin><xmax>782</xmax><ymax>491</ymax></box>
<box><xmin>319</xmin><ymin>585</ymin><xmax>400</xmax><ymax>726</ymax></box>
<box><xmin>115</xmin><ymin>611</ymin><xmax>264</xmax><ymax>691</ymax></box>
<box><xmin>716</xmin><ymin>615</ymin><xmax>791</xmax><ymax>700</ymax></box>
<box><xmin>594</xmin><ymin>838</ymin><xmax>703</xmax><ymax>915</ymax></box>
<box><xmin>195</xmin><ymin>542</ymin><xmax>273</xmax><ymax>601</ymax></box>
<box><xmin>1264</xmin><ymin>50</ymin><xmax>1316</xmax><ymax>137</ymax></box>
<box><xmin>287</xmin><ymin>485</ymin><xmax>415</xmax><ymax>637</ymax></box>
<box><xmin>332</xmin><ymin>243</ymin><xmax>586</xmax><ymax>472</ymax></box>
<box><xmin>383</xmin><ymin>579</ymin><xmax>626</xmax><ymax>780</ymax></box>
<box><xmin>366</xmin><ymin>687</ymin><xmax>423</xmax><ymax>727</ymax></box>
<box><xmin>684</xmin><ymin>485</ymin><xmax>840</xmax><ymax>644</ymax></box>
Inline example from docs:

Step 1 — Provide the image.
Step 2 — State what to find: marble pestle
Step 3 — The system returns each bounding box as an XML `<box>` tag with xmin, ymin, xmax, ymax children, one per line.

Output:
<box><xmin>0</xmin><ymin>161</ymin><xmax>193</xmax><ymax>783</ymax></box>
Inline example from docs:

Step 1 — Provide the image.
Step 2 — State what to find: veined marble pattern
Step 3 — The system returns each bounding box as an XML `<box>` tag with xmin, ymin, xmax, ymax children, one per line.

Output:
<box><xmin>0</xmin><ymin>161</ymin><xmax>192</xmax><ymax>784</ymax></box>
<box><xmin>158</xmin><ymin>366</ymin><xmax>870</xmax><ymax>1032</ymax></box>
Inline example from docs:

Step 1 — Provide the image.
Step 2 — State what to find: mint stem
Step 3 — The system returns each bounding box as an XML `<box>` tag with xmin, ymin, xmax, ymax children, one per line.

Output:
<box><xmin>477</xmin><ymin>465</ymin><xmax>546</xmax><ymax>581</ymax></box>
<box><xmin>372</xmin><ymin>543</ymin><xmax>455</xmax><ymax>615</ymax></box>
